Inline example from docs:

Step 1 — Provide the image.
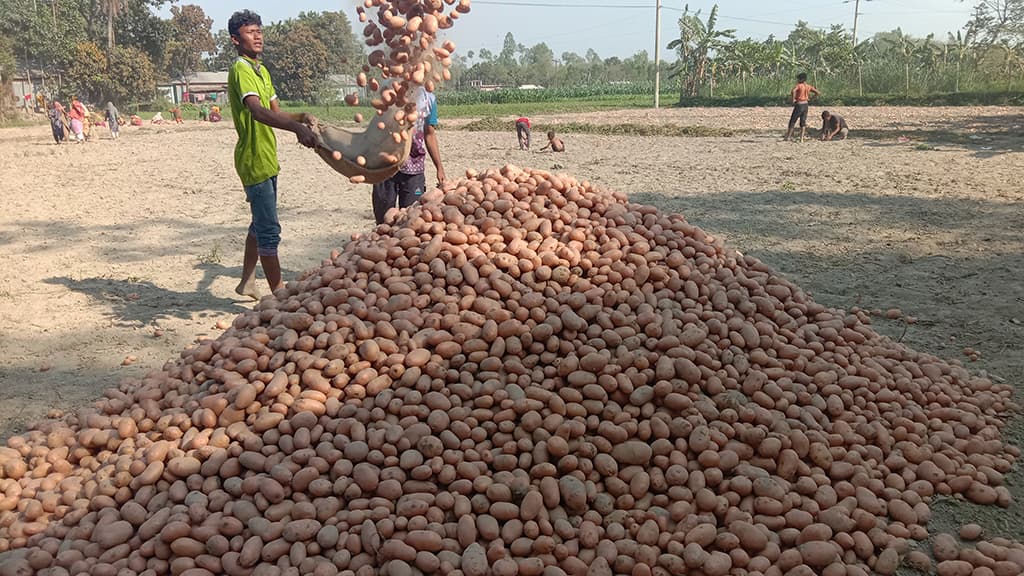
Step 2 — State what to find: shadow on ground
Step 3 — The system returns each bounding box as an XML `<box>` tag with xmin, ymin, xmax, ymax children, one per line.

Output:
<box><xmin>43</xmin><ymin>276</ymin><xmax>250</xmax><ymax>327</ymax></box>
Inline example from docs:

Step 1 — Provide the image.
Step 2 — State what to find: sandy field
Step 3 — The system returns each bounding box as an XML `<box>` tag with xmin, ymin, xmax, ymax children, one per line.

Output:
<box><xmin>1</xmin><ymin>105</ymin><xmax>1022</xmax><ymax>535</ymax></box>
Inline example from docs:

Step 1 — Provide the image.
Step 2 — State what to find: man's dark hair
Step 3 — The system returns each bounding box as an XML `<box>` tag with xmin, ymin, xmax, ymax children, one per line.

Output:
<box><xmin>821</xmin><ymin>110</ymin><xmax>831</xmax><ymax>118</ymax></box>
<box><xmin>797</xmin><ymin>73</ymin><xmax>807</xmax><ymax>82</ymax></box>
<box><xmin>228</xmin><ymin>10</ymin><xmax>262</xmax><ymax>38</ymax></box>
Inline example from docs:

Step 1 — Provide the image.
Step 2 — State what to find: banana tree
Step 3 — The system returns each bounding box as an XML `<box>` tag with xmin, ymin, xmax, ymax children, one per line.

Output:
<box><xmin>948</xmin><ymin>30</ymin><xmax>972</xmax><ymax>92</ymax></box>
<box><xmin>885</xmin><ymin>30</ymin><xmax>918</xmax><ymax>96</ymax></box>
<box><xmin>913</xmin><ymin>34</ymin><xmax>941</xmax><ymax>92</ymax></box>
<box><xmin>851</xmin><ymin>39</ymin><xmax>874</xmax><ymax>96</ymax></box>
<box><xmin>723</xmin><ymin>39</ymin><xmax>760</xmax><ymax>95</ymax></box>
<box><xmin>667</xmin><ymin>4</ymin><xmax>735</xmax><ymax>101</ymax></box>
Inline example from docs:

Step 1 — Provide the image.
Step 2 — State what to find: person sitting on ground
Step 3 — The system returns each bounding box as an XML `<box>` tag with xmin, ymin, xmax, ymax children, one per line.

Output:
<box><xmin>515</xmin><ymin>116</ymin><xmax>531</xmax><ymax>150</ymax></box>
<box><xmin>199</xmin><ymin>103</ymin><xmax>209</xmax><ymax>121</ymax></box>
<box><xmin>151</xmin><ymin>111</ymin><xmax>166</xmax><ymax>124</ymax></box>
<box><xmin>130</xmin><ymin>114</ymin><xmax>143</xmax><ymax>126</ymax></box>
<box><xmin>540</xmin><ymin>130</ymin><xmax>565</xmax><ymax>152</ymax></box>
<box><xmin>820</xmin><ymin>110</ymin><xmax>849</xmax><ymax>141</ymax></box>
<box><xmin>783</xmin><ymin>73</ymin><xmax>819</xmax><ymax>142</ymax></box>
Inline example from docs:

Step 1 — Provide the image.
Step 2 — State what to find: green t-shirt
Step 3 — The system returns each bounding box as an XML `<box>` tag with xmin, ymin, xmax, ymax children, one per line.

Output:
<box><xmin>228</xmin><ymin>55</ymin><xmax>280</xmax><ymax>186</ymax></box>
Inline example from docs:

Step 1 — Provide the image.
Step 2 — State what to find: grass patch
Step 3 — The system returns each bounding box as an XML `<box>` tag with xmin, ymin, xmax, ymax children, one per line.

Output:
<box><xmin>196</xmin><ymin>242</ymin><xmax>224</xmax><ymax>266</ymax></box>
<box><xmin>458</xmin><ymin>116</ymin><xmax>735</xmax><ymax>138</ymax></box>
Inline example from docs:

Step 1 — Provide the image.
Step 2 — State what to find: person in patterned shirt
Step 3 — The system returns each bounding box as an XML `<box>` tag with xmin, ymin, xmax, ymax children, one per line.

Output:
<box><xmin>370</xmin><ymin>89</ymin><xmax>446</xmax><ymax>224</ymax></box>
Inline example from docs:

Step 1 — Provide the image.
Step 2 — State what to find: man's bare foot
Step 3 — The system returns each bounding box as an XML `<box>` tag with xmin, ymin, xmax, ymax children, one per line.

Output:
<box><xmin>235</xmin><ymin>279</ymin><xmax>260</xmax><ymax>300</ymax></box>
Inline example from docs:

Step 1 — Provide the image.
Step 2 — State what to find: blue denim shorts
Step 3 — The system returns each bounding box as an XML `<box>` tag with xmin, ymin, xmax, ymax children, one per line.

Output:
<box><xmin>245</xmin><ymin>176</ymin><xmax>280</xmax><ymax>257</ymax></box>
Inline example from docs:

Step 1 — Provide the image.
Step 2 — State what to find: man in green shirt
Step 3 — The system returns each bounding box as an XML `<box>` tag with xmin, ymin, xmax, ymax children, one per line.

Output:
<box><xmin>227</xmin><ymin>10</ymin><xmax>318</xmax><ymax>299</ymax></box>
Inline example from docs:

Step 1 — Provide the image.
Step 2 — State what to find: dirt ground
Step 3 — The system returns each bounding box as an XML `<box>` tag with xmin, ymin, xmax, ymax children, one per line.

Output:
<box><xmin>1</xmin><ymin>105</ymin><xmax>1022</xmax><ymax>543</ymax></box>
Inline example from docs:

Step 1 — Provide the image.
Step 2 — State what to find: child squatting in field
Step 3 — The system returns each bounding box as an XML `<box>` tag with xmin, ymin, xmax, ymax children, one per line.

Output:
<box><xmin>227</xmin><ymin>9</ymin><xmax>319</xmax><ymax>298</ymax></box>
<box><xmin>540</xmin><ymin>130</ymin><xmax>565</xmax><ymax>152</ymax></box>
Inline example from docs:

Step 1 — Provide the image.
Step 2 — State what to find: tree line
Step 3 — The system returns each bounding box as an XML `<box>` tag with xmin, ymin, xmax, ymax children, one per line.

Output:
<box><xmin>1</xmin><ymin>0</ymin><xmax>1022</xmax><ymax>120</ymax></box>
<box><xmin>0</xmin><ymin>1</ymin><xmax>362</xmax><ymax>119</ymax></box>
<box><xmin>667</xmin><ymin>2</ymin><xmax>1024</xmax><ymax>104</ymax></box>
<box><xmin>448</xmin><ymin>1</ymin><xmax>1024</xmax><ymax>103</ymax></box>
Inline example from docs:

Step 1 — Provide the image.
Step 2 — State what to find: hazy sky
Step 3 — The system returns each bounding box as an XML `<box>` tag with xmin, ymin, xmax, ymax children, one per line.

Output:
<box><xmin>169</xmin><ymin>0</ymin><xmax>977</xmax><ymax>59</ymax></box>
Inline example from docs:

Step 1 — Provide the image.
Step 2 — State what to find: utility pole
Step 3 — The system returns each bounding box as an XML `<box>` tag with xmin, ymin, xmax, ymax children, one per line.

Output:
<box><xmin>654</xmin><ymin>0</ymin><xmax>662</xmax><ymax>108</ymax></box>
<box><xmin>852</xmin><ymin>0</ymin><xmax>860</xmax><ymax>47</ymax></box>
<box><xmin>850</xmin><ymin>0</ymin><xmax>870</xmax><ymax>47</ymax></box>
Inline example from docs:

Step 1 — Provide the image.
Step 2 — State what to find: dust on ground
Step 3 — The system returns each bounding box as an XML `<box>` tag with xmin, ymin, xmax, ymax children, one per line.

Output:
<box><xmin>1</xmin><ymin>106</ymin><xmax>1022</xmax><ymax>545</ymax></box>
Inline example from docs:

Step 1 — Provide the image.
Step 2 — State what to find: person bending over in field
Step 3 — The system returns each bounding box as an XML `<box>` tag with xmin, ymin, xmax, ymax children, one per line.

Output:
<box><xmin>819</xmin><ymin>110</ymin><xmax>849</xmax><ymax>141</ymax></box>
<box><xmin>540</xmin><ymin>130</ymin><xmax>564</xmax><ymax>152</ymax></box>
<box><xmin>515</xmin><ymin>116</ymin><xmax>531</xmax><ymax>150</ymax></box>
<box><xmin>784</xmin><ymin>73</ymin><xmax>819</xmax><ymax>142</ymax></box>
<box><xmin>227</xmin><ymin>9</ymin><xmax>318</xmax><ymax>298</ymax></box>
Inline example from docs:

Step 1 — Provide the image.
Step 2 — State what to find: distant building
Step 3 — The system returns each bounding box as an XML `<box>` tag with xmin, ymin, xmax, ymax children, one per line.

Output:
<box><xmin>517</xmin><ymin>84</ymin><xmax>545</xmax><ymax>90</ymax></box>
<box><xmin>158</xmin><ymin>71</ymin><xmax>230</xmax><ymax>105</ymax></box>
<box><xmin>468</xmin><ymin>79</ymin><xmax>505</xmax><ymax>92</ymax></box>
<box><xmin>9</xmin><ymin>70</ymin><xmax>58</xmax><ymax>111</ymax></box>
<box><xmin>326</xmin><ymin>74</ymin><xmax>366</xmax><ymax>102</ymax></box>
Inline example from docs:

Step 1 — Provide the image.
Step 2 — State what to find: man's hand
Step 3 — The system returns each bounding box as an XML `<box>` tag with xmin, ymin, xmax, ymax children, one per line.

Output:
<box><xmin>295</xmin><ymin>123</ymin><xmax>318</xmax><ymax>148</ymax></box>
<box><xmin>301</xmin><ymin>113</ymin><xmax>319</xmax><ymax>129</ymax></box>
<box><xmin>435</xmin><ymin>166</ymin><xmax>446</xmax><ymax>187</ymax></box>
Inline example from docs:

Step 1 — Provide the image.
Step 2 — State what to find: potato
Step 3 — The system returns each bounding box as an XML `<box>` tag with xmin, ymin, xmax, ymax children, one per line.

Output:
<box><xmin>936</xmin><ymin>560</ymin><xmax>973</xmax><ymax>576</ymax></box>
<box><xmin>933</xmin><ymin>533</ymin><xmax>959</xmax><ymax>562</ymax></box>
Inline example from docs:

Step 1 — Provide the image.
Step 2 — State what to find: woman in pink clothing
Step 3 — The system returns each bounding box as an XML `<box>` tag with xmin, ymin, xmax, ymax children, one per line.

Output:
<box><xmin>68</xmin><ymin>97</ymin><xmax>87</xmax><ymax>143</ymax></box>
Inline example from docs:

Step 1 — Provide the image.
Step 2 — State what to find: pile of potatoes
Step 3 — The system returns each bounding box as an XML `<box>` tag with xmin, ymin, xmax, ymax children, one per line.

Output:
<box><xmin>1</xmin><ymin>164</ymin><xmax>1021</xmax><ymax>576</ymax></box>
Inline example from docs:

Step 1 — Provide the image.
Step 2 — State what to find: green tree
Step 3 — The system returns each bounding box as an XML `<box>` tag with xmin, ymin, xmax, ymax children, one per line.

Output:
<box><xmin>623</xmin><ymin>50</ymin><xmax>653</xmax><ymax>83</ymax></box>
<box><xmin>206</xmin><ymin>30</ymin><xmax>236</xmax><ymax>72</ymax></box>
<box><xmin>108</xmin><ymin>44</ymin><xmax>156</xmax><ymax>104</ymax></box>
<box><xmin>263</xmin><ymin>23</ymin><xmax>328</xmax><ymax>102</ymax></box>
<box><xmin>521</xmin><ymin>42</ymin><xmax>555</xmax><ymax>86</ymax></box>
<box><xmin>295</xmin><ymin>11</ymin><xmax>363</xmax><ymax>75</ymax></box>
<box><xmin>165</xmin><ymin>4</ymin><xmax>215</xmax><ymax>89</ymax></box>
<box><xmin>668</xmin><ymin>4</ymin><xmax>735</xmax><ymax>101</ymax></box>
<box><xmin>0</xmin><ymin>36</ymin><xmax>15</xmax><ymax>120</ymax></box>
<box><xmin>0</xmin><ymin>0</ymin><xmax>88</xmax><ymax>75</ymax></box>
<box><xmin>499</xmin><ymin>32</ymin><xmax>518</xmax><ymax>67</ymax></box>
<box><xmin>116</xmin><ymin>2</ymin><xmax>171</xmax><ymax>73</ymax></box>
<box><xmin>66</xmin><ymin>41</ymin><xmax>113</xmax><ymax>102</ymax></box>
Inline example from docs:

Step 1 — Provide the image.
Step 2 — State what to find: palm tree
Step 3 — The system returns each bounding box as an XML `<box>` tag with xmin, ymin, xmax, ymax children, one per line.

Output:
<box><xmin>103</xmin><ymin>0</ymin><xmax>123</xmax><ymax>54</ymax></box>
<box><xmin>668</xmin><ymin>4</ymin><xmax>735</xmax><ymax>101</ymax></box>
